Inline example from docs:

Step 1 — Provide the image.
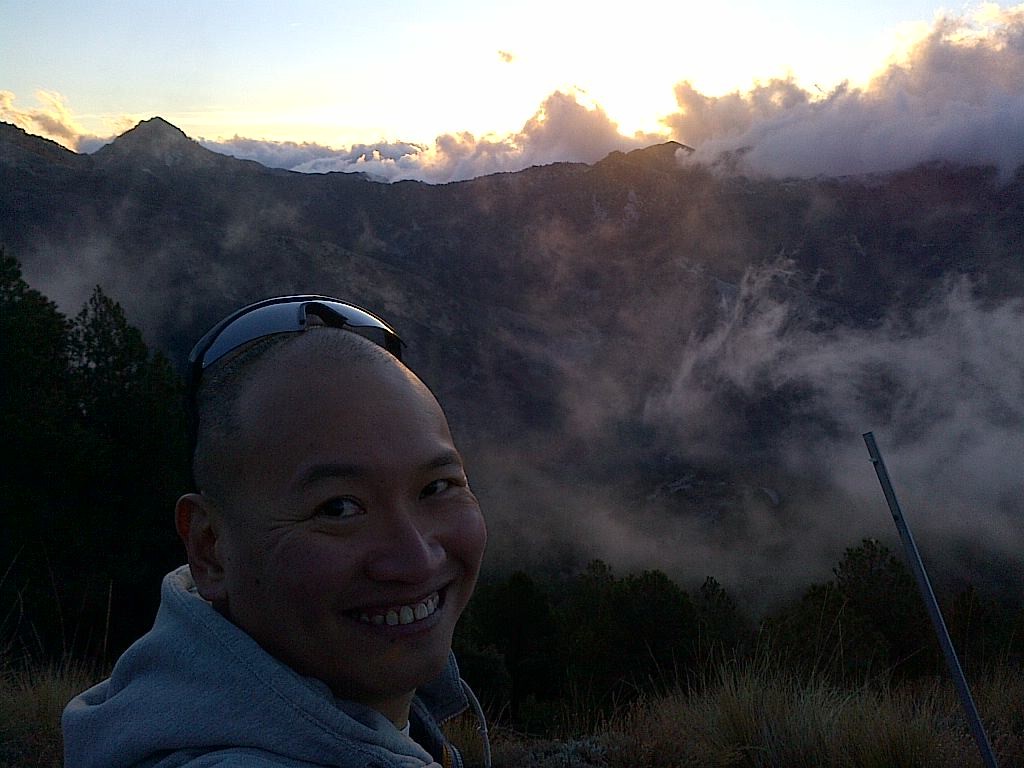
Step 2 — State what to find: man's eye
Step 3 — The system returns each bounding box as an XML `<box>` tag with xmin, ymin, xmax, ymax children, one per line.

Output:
<box><xmin>420</xmin><ymin>479</ymin><xmax>454</xmax><ymax>499</ymax></box>
<box><xmin>316</xmin><ymin>497</ymin><xmax>365</xmax><ymax>519</ymax></box>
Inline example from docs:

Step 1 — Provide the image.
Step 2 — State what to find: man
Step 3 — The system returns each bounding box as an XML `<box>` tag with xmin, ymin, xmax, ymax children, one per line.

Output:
<box><xmin>63</xmin><ymin>296</ymin><xmax>489</xmax><ymax>768</ymax></box>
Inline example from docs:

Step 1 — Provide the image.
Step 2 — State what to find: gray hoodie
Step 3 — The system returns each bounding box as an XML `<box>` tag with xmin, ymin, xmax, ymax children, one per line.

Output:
<box><xmin>63</xmin><ymin>565</ymin><xmax>487</xmax><ymax>768</ymax></box>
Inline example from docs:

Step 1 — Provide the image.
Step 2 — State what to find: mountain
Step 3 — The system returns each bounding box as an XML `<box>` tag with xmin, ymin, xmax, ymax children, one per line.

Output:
<box><xmin>2</xmin><ymin>119</ymin><xmax>1022</xmax><ymax>602</ymax></box>
<box><xmin>0</xmin><ymin>121</ymin><xmax>90</xmax><ymax>171</ymax></box>
<box><xmin>91</xmin><ymin>116</ymin><xmax>281</xmax><ymax>175</ymax></box>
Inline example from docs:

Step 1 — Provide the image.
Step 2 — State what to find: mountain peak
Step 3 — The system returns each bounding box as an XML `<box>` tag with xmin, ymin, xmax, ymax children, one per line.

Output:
<box><xmin>93</xmin><ymin>117</ymin><xmax>222</xmax><ymax>171</ymax></box>
<box><xmin>600</xmin><ymin>140</ymin><xmax>693</xmax><ymax>168</ymax></box>
<box><xmin>127</xmin><ymin>116</ymin><xmax>190</xmax><ymax>141</ymax></box>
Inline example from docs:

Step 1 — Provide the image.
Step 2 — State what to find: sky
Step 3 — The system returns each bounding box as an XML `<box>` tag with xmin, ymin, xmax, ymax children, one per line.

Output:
<box><xmin>3</xmin><ymin>1</ymin><xmax>1024</xmax><ymax>181</ymax></box>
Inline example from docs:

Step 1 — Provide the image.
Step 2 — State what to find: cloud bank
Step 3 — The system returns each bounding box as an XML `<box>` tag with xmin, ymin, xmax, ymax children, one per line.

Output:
<box><xmin>203</xmin><ymin>90</ymin><xmax>653</xmax><ymax>182</ymax></box>
<box><xmin>502</xmin><ymin>261</ymin><xmax>1024</xmax><ymax>603</ymax></box>
<box><xmin>671</xmin><ymin>4</ymin><xmax>1024</xmax><ymax>177</ymax></box>
<box><xmin>646</xmin><ymin>262</ymin><xmax>1024</xmax><ymax>527</ymax></box>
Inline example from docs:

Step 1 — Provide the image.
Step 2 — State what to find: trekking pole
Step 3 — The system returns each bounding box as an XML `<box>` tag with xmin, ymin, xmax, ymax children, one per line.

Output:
<box><xmin>863</xmin><ymin>432</ymin><xmax>998</xmax><ymax>768</ymax></box>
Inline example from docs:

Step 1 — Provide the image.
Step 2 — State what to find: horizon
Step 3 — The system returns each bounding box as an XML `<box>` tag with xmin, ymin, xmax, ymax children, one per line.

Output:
<box><xmin>3</xmin><ymin>2</ymin><xmax>1024</xmax><ymax>182</ymax></box>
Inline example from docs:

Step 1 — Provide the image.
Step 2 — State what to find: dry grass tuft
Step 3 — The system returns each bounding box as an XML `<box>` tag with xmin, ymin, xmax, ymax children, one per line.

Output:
<box><xmin>0</xmin><ymin>655</ymin><xmax>96</xmax><ymax>768</ymax></box>
<box><xmin>482</xmin><ymin>661</ymin><xmax>1022</xmax><ymax>768</ymax></box>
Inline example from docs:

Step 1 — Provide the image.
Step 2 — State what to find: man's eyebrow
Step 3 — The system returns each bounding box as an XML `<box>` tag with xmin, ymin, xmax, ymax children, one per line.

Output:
<box><xmin>291</xmin><ymin>451</ymin><xmax>464</xmax><ymax>490</ymax></box>
<box><xmin>291</xmin><ymin>462</ymin><xmax>368</xmax><ymax>490</ymax></box>
<box><xmin>424</xmin><ymin>451</ymin><xmax>463</xmax><ymax>471</ymax></box>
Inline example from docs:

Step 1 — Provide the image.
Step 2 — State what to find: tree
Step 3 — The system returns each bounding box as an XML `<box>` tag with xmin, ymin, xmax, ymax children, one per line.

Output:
<box><xmin>560</xmin><ymin>561</ymin><xmax>697</xmax><ymax>704</ymax></box>
<box><xmin>457</xmin><ymin>571</ymin><xmax>561</xmax><ymax>727</ymax></box>
<box><xmin>832</xmin><ymin>538</ymin><xmax>933</xmax><ymax>678</ymax></box>
<box><xmin>1</xmin><ymin>271</ymin><xmax>187</xmax><ymax>660</ymax></box>
<box><xmin>695</xmin><ymin>576</ymin><xmax>749</xmax><ymax>660</ymax></box>
<box><xmin>63</xmin><ymin>286</ymin><xmax>188</xmax><ymax>654</ymax></box>
<box><xmin>0</xmin><ymin>251</ymin><xmax>81</xmax><ymax>655</ymax></box>
<box><xmin>765</xmin><ymin>539</ymin><xmax>933</xmax><ymax>680</ymax></box>
<box><xmin>0</xmin><ymin>249</ymin><xmax>74</xmax><ymax>510</ymax></box>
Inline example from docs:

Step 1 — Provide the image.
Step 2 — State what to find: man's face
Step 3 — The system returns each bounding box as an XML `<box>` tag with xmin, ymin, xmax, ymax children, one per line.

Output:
<box><xmin>208</xmin><ymin>345</ymin><xmax>486</xmax><ymax>711</ymax></box>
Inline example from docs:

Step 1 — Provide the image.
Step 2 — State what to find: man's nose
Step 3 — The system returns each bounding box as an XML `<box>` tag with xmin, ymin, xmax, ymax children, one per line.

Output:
<box><xmin>364</xmin><ymin>509</ymin><xmax>444</xmax><ymax>583</ymax></box>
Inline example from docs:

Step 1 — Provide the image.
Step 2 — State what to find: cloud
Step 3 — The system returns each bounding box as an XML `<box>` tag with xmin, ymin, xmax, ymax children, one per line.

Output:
<box><xmin>667</xmin><ymin>4</ymin><xmax>1024</xmax><ymax>177</ymax></box>
<box><xmin>1</xmin><ymin>90</ymin><xmax>87</xmax><ymax>148</ymax></box>
<box><xmin>640</xmin><ymin>261</ymin><xmax>1024</xmax><ymax>592</ymax></box>
<box><xmin>0</xmin><ymin>90</ymin><xmax>132</xmax><ymax>153</ymax></box>
<box><xmin>200</xmin><ymin>135</ymin><xmax>428</xmax><ymax>177</ymax></box>
<box><xmin>6</xmin><ymin>3</ymin><xmax>1024</xmax><ymax>185</ymax></box>
<box><xmin>202</xmin><ymin>91</ymin><xmax>651</xmax><ymax>183</ymax></box>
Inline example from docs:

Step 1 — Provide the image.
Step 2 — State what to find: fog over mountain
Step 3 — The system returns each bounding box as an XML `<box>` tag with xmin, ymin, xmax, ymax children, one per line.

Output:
<box><xmin>3</xmin><ymin>78</ymin><xmax>1023</xmax><ymax>609</ymax></box>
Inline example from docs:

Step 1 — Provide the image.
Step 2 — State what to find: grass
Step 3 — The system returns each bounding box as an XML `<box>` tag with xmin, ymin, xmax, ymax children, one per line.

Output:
<box><xmin>466</xmin><ymin>661</ymin><xmax>1024</xmax><ymax>768</ymax></box>
<box><xmin>5</xmin><ymin>650</ymin><xmax>1020</xmax><ymax>768</ymax></box>
<box><xmin>0</xmin><ymin>655</ymin><xmax>97</xmax><ymax>768</ymax></box>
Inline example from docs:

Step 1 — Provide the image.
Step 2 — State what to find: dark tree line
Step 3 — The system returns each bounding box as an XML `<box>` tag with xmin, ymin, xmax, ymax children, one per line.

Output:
<box><xmin>1</xmin><ymin>250</ymin><xmax>188</xmax><ymax>661</ymax></box>
<box><xmin>455</xmin><ymin>541</ymin><xmax>1024</xmax><ymax>734</ymax></box>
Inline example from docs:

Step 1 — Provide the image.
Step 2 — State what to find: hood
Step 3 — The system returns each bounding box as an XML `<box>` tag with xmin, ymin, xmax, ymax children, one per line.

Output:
<box><xmin>62</xmin><ymin>566</ymin><xmax>470</xmax><ymax>768</ymax></box>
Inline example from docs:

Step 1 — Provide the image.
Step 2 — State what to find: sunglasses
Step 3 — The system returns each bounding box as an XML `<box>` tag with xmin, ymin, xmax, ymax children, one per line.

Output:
<box><xmin>185</xmin><ymin>295</ymin><xmax>404</xmax><ymax>481</ymax></box>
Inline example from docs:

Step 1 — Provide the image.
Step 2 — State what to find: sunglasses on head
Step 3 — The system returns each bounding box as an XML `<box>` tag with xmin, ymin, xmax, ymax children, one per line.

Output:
<box><xmin>185</xmin><ymin>295</ymin><xmax>404</xmax><ymax>482</ymax></box>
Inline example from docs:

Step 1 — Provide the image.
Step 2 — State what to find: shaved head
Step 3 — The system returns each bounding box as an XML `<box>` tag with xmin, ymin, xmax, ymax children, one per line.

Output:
<box><xmin>192</xmin><ymin>328</ymin><xmax>409</xmax><ymax>510</ymax></box>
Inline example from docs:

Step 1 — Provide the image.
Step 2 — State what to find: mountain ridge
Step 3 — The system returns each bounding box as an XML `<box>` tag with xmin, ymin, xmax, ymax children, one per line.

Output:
<box><xmin>6</xmin><ymin>117</ymin><xmax>694</xmax><ymax>180</ymax></box>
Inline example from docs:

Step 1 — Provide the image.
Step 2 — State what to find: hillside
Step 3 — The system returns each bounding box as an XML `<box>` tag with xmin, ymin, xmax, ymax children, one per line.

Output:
<box><xmin>2</xmin><ymin>118</ymin><xmax>1022</xmax><ymax>604</ymax></box>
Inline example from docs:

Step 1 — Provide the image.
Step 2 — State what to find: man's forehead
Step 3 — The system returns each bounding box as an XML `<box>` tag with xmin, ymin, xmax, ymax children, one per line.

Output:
<box><xmin>228</xmin><ymin>356</ymin><xmax>456</xmax><ymax>501</ymax></box>
<box><xmin>240</xmin><ymin>331</ymin><xmax>409</xmax><ymax>394</ymax></box>
<box><xmin>233</xmin><ymin>331</ymin><xmax>442</xmax><ymax>432</ymax></box>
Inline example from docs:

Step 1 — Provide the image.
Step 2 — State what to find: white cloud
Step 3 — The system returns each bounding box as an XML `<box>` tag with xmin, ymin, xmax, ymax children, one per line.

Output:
<box><xmin>667</xmin><ymin>4</ymin><xmax>1024</xmax><ymax>177</ymax></box>
<box><xmin>200</xmin><ymin>90</ymin><xmax>650</xmax><ymax>183</ymax></box>
<box><xmin>643</xmin><ymin>261</ymin><xmax>1024</xmax><ymax>569</ymax></box>
<box><xmin>1</xmin><ymin>90</ymin><xmax>89</xmax><ymax>149</ymax></box>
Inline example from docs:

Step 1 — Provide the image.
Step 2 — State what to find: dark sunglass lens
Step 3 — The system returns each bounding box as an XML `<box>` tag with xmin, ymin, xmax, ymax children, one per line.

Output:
<box><xmin>200</xmin><ymin>302</ymin><xmax>305</xmax><ymax>369</ymax></box>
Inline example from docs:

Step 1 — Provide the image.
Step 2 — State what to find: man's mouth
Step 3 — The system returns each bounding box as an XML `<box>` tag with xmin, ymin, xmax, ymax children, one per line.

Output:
<box><xmin>354</xmin><ymin>591</ymin><xmax>441</xmax><ymax>627</ymax></box>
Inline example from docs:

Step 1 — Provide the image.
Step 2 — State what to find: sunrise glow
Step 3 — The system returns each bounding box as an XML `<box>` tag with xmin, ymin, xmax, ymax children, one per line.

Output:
<box><xmin>3</xmin><ymin>0</ymin><xmax>1021</xmax><ymax>181</ymax></box>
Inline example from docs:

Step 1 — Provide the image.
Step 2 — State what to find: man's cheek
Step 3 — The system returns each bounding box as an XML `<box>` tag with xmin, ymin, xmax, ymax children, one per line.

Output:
<box><xmin>274</xmin><ymin>541</ymin><xmax>354</xmax><ymax>604</ymax></box>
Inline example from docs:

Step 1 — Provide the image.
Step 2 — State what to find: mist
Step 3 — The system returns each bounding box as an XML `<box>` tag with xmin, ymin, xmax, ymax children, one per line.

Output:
<box><xmin>460</xmin><ymin>236</ymin><xmax>1023</xmax><ymax>606</ymax></box>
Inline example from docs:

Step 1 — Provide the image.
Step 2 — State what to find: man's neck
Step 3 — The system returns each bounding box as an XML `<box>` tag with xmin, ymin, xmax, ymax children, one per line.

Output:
<box><xmin>358</xmin><ymin>690</ymin><xmax>415</xmax><ymax>729</ymax></box>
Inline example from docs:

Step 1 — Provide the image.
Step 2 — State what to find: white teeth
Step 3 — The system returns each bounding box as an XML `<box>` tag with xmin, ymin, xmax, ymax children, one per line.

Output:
<box><xmin>358</xmin><ymin>592</ymin><xmax>440</xmax><ymax>626</ymax></box>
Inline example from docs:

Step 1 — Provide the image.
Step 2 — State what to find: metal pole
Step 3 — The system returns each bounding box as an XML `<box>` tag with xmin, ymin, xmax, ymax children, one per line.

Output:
<box><xmin>863</xmin><ymin>432</ymin><xmax>998</xmax><ymax>768</ymax></box>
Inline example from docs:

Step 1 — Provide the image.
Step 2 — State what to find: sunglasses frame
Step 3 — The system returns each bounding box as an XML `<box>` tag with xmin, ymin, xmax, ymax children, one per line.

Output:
<box><xmin>184</xmin><ymin>295</ymin><xmax>404</xmax><ymax>486</ymax></box>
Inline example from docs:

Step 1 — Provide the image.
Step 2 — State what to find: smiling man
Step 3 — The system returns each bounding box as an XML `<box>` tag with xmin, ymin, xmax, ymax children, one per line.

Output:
<box><xmin>62</xmin><ymin>296</ymin><xmax>489</xmax><ymax>768</ymax></box>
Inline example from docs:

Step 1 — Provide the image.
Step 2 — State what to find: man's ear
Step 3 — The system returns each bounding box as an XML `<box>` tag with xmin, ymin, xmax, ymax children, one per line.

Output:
<box><xmin>175</xmin><ymin>493</ymin><xmax>228</xmax><ymax>604</ymax></box>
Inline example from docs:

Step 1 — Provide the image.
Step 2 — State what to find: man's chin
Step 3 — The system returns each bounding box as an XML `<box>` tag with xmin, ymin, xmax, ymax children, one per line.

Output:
<box><xmin>317</xmin><ymin>638</ymin><xmax>450</xmax><ymax>704</ymax></box>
